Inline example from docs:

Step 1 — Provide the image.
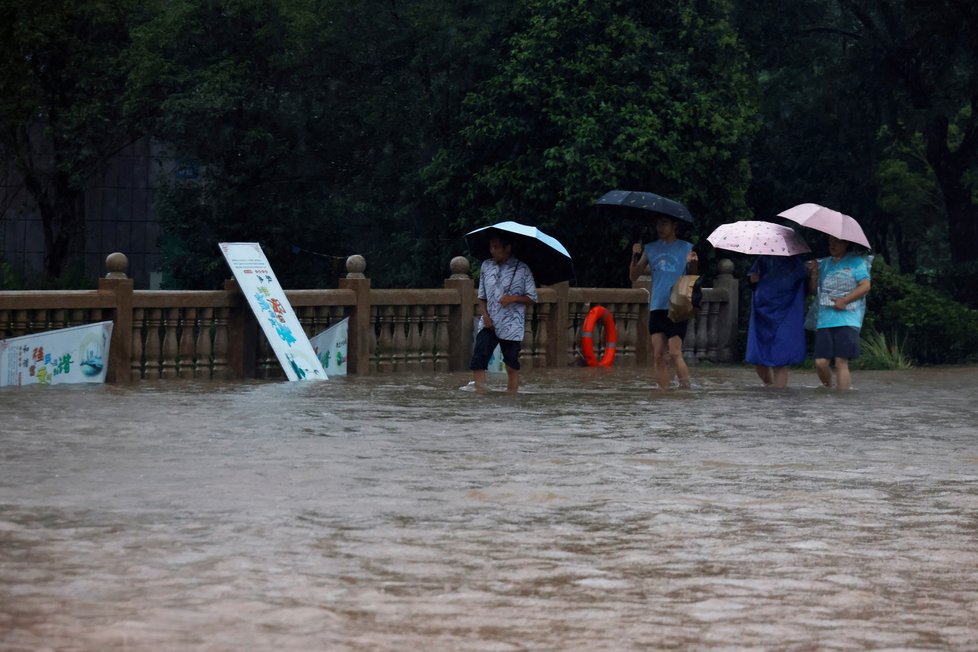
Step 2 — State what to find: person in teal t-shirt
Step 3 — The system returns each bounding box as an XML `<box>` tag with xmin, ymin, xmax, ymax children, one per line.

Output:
<box><xmin>807</xmin><ymin>235</ymin><xmax>872</xmax><ymax>390</ymax></box>
<box><xmin>629</xmin><ymin>216</ymin><xmax>699</xmax><ymax>390</ymax></box>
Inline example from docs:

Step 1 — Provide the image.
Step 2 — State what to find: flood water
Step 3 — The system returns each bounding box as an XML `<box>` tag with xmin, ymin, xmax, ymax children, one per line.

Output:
<box><xmin>2</xmin><ymin>365</ymin><xmax>977</xmax><ymax>651</ymax></box>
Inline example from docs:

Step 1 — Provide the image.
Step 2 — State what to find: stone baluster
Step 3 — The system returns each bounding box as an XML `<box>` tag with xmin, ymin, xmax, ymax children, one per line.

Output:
<box><xmin>619</xmin><ymin>304</ymin><xmax>635</xmax><ymax>363</ymax></box>
<box><xmin>212</xmin><ymin>307</ymin><xmax>229</xmax><ymax>379</ymax></box>
<box><xmin>683</xmin><ymin>314</ymin><xmax>698</xmax><ymax>360</ymax></box>
<box><xmin>30</xmin><ymin>309</ymin><xmax>48</xmax><ymax>335</ymax></box>
<box><xmin>12</xmin><ymin>310</ymin><xmax>28</xmax><ymax>337</ymax></box>
<box><xmin>376</xmin><ymin>305</ymin><xmax>394</xmax><ymax>373</ymax></box>
<box><xmin>405</xmin><ymin>305</ymin><xmax>422</xmax><ymax>371</ymax></box>
<box><xmin>131</xmin><ymin>307</ymin><xmax>145</xmax><ymax>381</ymax></box>
<box><xmin>256</xmin><ymin>330</ymin><xmax>274</xmax><ymax>378</ymax></box>
<box><xmin>418</xmin><ymin>305</ymin><xmax>435</xmax><ymax>372</ymax></box>
<box><xmin>161</xmin><ymin>307</ymin><xmax>179</xmax><ymax>379</ymax></box>
<box><xmin>433</xmin><ymin>305</ymin><xmax>450</xmax><ymax>372</ymax></box>
<box><xmin>534</xmin><ymin>302</ymin><xmax>550</xmax><ymax>367</ymax></box>
<box><xmin>178</xmin><ymin>308</ymin><xmax>197</xmax><ymax>379</ymax></box>
<box><xmin>51</xmin><ymin>309</ymin><xmax>66</xmax><ymax>331</ymax></box>
<box><xmin>392</xmin><ymin>305</ymin><xmax>410</xmax><ymax>371</ymax></box>
<box><xmin>144</xmin><ymin>308</ymin><xmax>163</xmax><ymax>379</ymax></box>
<box><xmin>367</xmin><ymin>307</ymin><xmax>379</xmax><ymax>374</ymax></box>
<box><xmin>197</xmin><ymin>307</ymin><xmax>214</xmax><ymax>379</ymax></box>
<box><xmin>695</xmin><ymin>306</ymin><xmax>710</xmax><ymax>360</ymax></box>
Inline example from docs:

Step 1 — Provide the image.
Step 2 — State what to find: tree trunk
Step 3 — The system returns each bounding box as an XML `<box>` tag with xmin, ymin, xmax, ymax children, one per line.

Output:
<box><xmin>924</xmin><ymin>117</ymin><xmax>978</xmax><ymax>263</ymax></box>
<box><xmin>22</xmin><ymin>169</ymin><xmax>85</xmax><ymax>280</ymax></box>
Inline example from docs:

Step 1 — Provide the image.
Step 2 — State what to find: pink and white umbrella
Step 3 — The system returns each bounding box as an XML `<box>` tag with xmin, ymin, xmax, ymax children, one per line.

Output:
<box><xmin>706</xmin><ymin>221</ymin><xmax>811</xmax><ymax>256</ymax></box>
<box><xmin>777</xmin><ymin>203</ymin><xmax>871</xmax><ymax>249</ymax></box>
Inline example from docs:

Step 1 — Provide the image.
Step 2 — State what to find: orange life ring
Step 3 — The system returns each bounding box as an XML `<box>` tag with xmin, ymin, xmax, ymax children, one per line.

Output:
<box><xmin>580</xmin><ymin>305</ymin><xmax>617</xmax><ymax>367</ymax></box>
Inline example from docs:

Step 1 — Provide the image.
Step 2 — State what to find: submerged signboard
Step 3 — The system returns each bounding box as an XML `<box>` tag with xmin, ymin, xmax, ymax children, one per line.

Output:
<box><xmin>0</xmin><ymin>321</ymin><xmax>113</xmax><ymax>387</ymax></box>
<box><xmin>310</xmin><ymin>317</ymin><xmax>348</xmax><ymax>377</ymax></box>
<box><xmin>219</xmin><ymin>242</ymin><xmax>327</xmax><ymax>381</ymax></box>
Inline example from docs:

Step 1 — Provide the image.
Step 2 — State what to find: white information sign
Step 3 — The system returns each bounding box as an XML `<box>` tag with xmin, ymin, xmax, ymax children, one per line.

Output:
<box><xmin>309</xmin><ymin>317</ymin><xmax>349</xmax><ymax>376</ymax></box>
<box><xmin>0</xmin><ymin>321</ymin><xmax>113</xmax><ymax>387</ymax></box>
<box><xmin>219</xmin><ymin>242</ymin><xmax>327</xmax><ymax>381</ymax></box>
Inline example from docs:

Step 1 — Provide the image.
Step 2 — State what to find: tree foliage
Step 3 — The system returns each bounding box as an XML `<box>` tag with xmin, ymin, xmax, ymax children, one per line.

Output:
<box><xmin>0</xmin><ymin>0</ymin><xmax>145</xmax><ymax>279</ymax></box>
<box><xmin>426</xmin><ymin>0</ymin><xmax>758</xmax><ymax>286</ymax></box>
<box><xmin>3</xmin><ymin>0</ymin><xmax>978</xmax><ymax>339</ymax></box>
<box><xmin>734</xmin><ymin>0</ymin><xmax>978</xmax><ymax>282</ymax></box>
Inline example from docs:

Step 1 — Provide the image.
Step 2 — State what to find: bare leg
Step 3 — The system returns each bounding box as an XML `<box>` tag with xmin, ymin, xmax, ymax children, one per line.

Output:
<box><xmin>755</xmin><ymin>365</ymin><xmax>773</xmax><ymax>386</ymax></box>
<box><xmin>505</xmin><ymin>366</ymin><xmax>519</xmax><ymax>393</ymax></box>
<box><xmin>814</xmin><ymin>358</ymin><xmax>832</xmax><ymax>388</ymax></box>
<box><xmin>771</xmin><ymin>366</ymin><xmax>789</xmax><ymax>388</ymax></box>
<box><xmin>668</xmin><ymin>335</ymin><xmax>690</xmax><ymax>389</ymax></box>
<box><xmin>834</xmin><ymin>358</ymin><xmax>851</xmax><ymax>390</ymax></box>
<box><xmin>472</xmin><ymin>369</ymin><xmax>488</xmax><ymax>392</ymax></box>
<box><xmin>651</xmin><ymin>333</ymin><xmax>671</xmax><ymax>390</ymax></box>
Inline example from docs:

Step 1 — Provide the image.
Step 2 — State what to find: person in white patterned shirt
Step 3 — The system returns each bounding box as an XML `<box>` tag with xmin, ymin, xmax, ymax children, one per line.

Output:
<box><xmin>470</xmin><ymin>232</ymin><xmax>538</xmax><ymax>393</ymax></box>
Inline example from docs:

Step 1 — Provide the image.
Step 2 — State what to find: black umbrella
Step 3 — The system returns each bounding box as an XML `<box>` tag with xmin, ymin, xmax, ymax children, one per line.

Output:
<box><xmin>465</xmin><ymin>221</ymin><xmax>575</xmax><ymax>286</ymax></box>
<box><xmin>594</xmin><ymin>189</ymin><xmax>694</xmax><ymax>224</ymax></box>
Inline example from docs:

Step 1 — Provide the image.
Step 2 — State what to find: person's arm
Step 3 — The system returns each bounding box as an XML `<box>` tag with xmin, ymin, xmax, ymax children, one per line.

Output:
<box><xmin>499</xmin><ymin>294</ymin><xmax>534</xmax><ymax>306</ymax></box>
<box><xmin>685</xmin><ymin>249</ymin><xmax>699</xmax><ymax>275</ymax></box>
<box><xmin>479</xmin><ymin>297</ymin><xmax>493</xmax><ymax>330</ymax></box>
<box><xmin>629</xmin><ymin>243</ymin><xmax>648</xmax><ymax>282</ymax></box>
<box><xmin>807</xmin><ymin>260</ymin><xmax>819</xmax><ymax>295</ymax></box>
<box><xmin>831</xmin><ymin>278</ymin><xmax>871</xmax><ymax>311</ymax></box>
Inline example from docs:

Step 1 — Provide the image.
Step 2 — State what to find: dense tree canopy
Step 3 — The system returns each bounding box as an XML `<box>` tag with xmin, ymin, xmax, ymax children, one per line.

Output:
<box><xmin>1</xmin><ymin>0</ymin><xmax>977</xmax><ymax>311</ymax></box>
<box><xmin>0</xmin><ymin>0</ymin><xmax>145</xmax><ymax>278</ymax></box>
<box><xmin>427</xmin><ymin>0</ymin><xmax>757</xmax><ymax>286</ymax></box>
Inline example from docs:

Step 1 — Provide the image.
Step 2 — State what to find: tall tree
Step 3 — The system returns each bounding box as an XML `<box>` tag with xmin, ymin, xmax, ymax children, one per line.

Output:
<box><xmin>425</xmin><ymin>0</ymin><xmax>758</xmax><ymax>286</ymax></box>
<box><xmin>135</xmin><ymin>0</ymin><xmax>520</xmax><ymax>289</ymax></box>
<box><xmin>842</xmin><ymin>0</ymin><xmax>978</xmax><ymax>264</ymax></box>
<box><xmin>734</xmin><ymin>0</ymin><xmax>978</xmax><ymax>269</ymax></box>
<box><xmin>0</xmin><ymin>0</ymin><xmax>144</xmax><ymax>279</ymax></box>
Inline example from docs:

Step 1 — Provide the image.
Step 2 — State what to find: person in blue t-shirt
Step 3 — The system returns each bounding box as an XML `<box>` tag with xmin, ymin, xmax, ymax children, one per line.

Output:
<box><xmin>807</xmin><ymin>235</ymin><xmax>872</xmax><ymax>390</ymax></box>
<box><xmin>629</xmin><ymin>216</ymin><xmax>699</xmax><ymax>390</ymax></box>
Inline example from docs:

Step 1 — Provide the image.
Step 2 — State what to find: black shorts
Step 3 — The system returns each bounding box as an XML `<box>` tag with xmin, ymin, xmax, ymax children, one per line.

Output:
<box><xmin>814</xmin><ymin>326</ymin><xmax>861</xmax><ymax>361</ymax></box>
<box><xmin>648</xmin><ymin>310</ymin><xmax>688</xmax><ymax>339</ymax></box>
<box><xmin>470</xmin><ymin>327</ymin><xmax>523</xmax><ymax>371</ymax></box>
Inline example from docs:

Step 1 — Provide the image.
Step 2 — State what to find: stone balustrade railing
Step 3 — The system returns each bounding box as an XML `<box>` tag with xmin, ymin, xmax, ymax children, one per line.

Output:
<box><xmin>0</xmin><ymin>253</ymin><xmax>739</xmax><ymax>383</ymax></box>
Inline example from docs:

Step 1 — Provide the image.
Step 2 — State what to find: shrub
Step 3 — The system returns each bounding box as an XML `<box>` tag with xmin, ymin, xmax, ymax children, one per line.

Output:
<box><xmin>858</xmin><ymin>330</ymin><xmax>913</xmax><ymax>370</ymax></box>
<box><xmin>866</xmin><ymin>260</ymin><xmax>978</xmax><ymax>364</ymax></box>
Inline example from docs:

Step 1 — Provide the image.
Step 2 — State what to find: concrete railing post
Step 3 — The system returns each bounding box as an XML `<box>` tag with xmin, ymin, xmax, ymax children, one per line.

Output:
<box><xmin>713</xmin><ymin>258</ymin><xmax>738</xmax><ymax>362</ymax></box>
<box><xmin>547</xmin><ymin>281</ymin><xmax>570</xmax><ymax>367</ymax></box>
<box><xmin>631</xmin><ymin>275</ymin><xmax>651</xmax><ymax>366</ymax></box>
<box><xmin>338</xmin><ymin>254</ymin><xmax>371</xmax><ymax>374</ymax></box>
<box><xmin>223</xmin><ymin>278</ymin><xmax>258</xmax><ymax>379</ymax></box>
<box><xmin>98</xmin><ymin>252</ymin><xmax>133</xmax><ymax>385</ymax></box>
<box><xmin>444</xmin><ymin>256</ymin><xmax>474</xmax><ymax>372</ymax></box>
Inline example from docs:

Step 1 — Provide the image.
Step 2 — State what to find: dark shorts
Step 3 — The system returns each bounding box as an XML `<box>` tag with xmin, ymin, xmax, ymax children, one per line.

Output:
<box><xmin>648</xmin><ymin>310</ymin><xmax>688</xmax><ymax>339</ymax></box>
<box><xmin>814</xmin><ymin>326</ymin><xmax>861</xmax><ymax>361</ymax></box>
<box><xmin>470</xmin><ymin>327</ymin><xmax>523</xmax><ymax>371</ymax></box>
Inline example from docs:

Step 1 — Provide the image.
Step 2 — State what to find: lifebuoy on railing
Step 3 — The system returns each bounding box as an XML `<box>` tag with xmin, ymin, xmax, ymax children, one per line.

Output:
<box><xmin>580</xmin><ymin>305</ymin><xmax>617</xmax><ymax>367</ymax></box>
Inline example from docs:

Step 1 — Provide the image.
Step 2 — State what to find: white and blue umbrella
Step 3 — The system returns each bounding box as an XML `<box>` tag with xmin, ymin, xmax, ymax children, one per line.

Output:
<box><xmin>465</xmin><ymin>221</ymin><xmax>575</xmax><ymax>286</ymax></box>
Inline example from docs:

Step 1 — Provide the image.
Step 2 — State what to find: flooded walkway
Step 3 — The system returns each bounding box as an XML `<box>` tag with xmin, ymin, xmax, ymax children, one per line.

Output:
<box><xmin>2</xmin><ymin>366</ymin><xmax>977</xmax><ymax>650</ymax></box>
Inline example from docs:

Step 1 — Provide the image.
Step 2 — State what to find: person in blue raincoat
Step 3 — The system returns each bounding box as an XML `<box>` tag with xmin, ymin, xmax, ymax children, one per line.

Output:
<box><xmin>745</xmin><ymin>254</ymin><xmax>809</xmax><ymax>387</ymax></box>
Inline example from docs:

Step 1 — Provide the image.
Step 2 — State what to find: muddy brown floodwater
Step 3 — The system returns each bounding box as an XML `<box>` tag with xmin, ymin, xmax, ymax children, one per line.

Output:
<box><xmin>2</xmin><ymin>365</ymin><xmax>977</xmax><ymax>650</ymax></box>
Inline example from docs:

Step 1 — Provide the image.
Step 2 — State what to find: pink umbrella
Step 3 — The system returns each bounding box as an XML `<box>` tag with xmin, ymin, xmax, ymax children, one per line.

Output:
<box><xmin>776</xmin><ymin>203</ymin><xmax>871</xmax><ymax>249</ymax></box>
<box><xmin>706</xmin><ymin>221</ymin><xmax>811</xmax><ymax>256</ymax></box>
